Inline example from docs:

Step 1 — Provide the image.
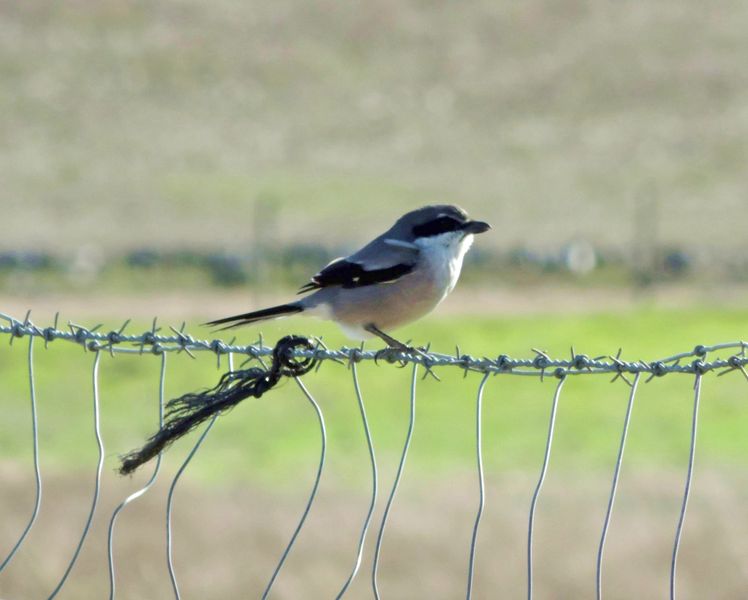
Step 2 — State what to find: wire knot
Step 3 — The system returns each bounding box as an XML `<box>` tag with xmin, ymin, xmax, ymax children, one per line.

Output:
<box><xmin>72</xmin><ymin>326</ymin><xmax>89</xmax><ymax>346</ymax></box>
<box><xmin>210</xmin><ymin>339</ymin><xmax>229</xmax><ymax>355</ymax></box>
<box><xmin>650</xmin><ymin>361</ymin><xmax>667</xmax><ymax>377</ymax></box>
<box><xmin>691</xmin><ymin>359</ymin><xmax>707</xmax><ymax>375</ymax></box>
<box><xmin>273</xmin><ymin>335</ymin><xmax>317</xmax><ymax>377</ymax></box>
<box><xmin>10</xmin><ymin>321</ymin><xmax>26</xmax><ymax>339</ymax></box>
<box><xmin>496</xmin><ymin>354</ymin><xmax>512</xmax><ymax>372</ymax></box>
<box><xmin>573</xmin><ymin>354</ymin><xmax>590</xmax><ymax>370</ymax></box>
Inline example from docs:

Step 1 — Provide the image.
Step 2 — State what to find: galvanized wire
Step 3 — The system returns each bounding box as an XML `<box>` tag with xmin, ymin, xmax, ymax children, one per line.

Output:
<box><xmin>261</xmin><ymin>377</ymin><xmax>327</xmax><ymax>600</ymax></box>
<box><xmin>165</xmin><ymin>353</ymin><xmax>232</xmax><ymax>599</ymax></box>
<box><xmin>596</xmin><ymin>372</ymin><xmax>642</xmax><ymax>600</ymax></box>
<box><xmin>2</xmin><ymin>312</ymin><xmax>747</xmax><ymax>380</ymax></box>
<box><xmin>166</xmin><ymin>416</ymin><xmax>217</xmax><ymax>599</ymax></box>
<box><xmin>1</xmin><ymin>312</ymin><xmax>744</xmax><ymax>598</ymax></box>
<box><xmin>0</xmin><ymin>334</ymin><xmax>42</xmax><ymax>574</ymax></box>
<box><xmin>107</xmin><ymin>352</ymin><xmax>167</xmax><ymax>600</ymax></box>
<box><xmin>670</xmin><ymin>374</ymin><xmax>703</xmax><ymax>600</ymax></box>
<box><xmin>466</xmin><ymin>372</ymin><xmax>491</xmax><ymax>600</ymax></box>
<box><xmin>48</xmin><ymin>350</ymin><xmax>105</xmax><ymax>599</ymax></box>
<box><xmin>372</xmin><ymin>363</ymin><xmax>418</xmax><ymax>600</ymax></box>
<box><xmin>527</xmin><ymin>375</ymin><xmax>566</xmax><ymax>600</ymax></box>
<box><xmin>335</xmin><ymin>363</ymin><xmax>378</xmax><ymax>599</ymax></box>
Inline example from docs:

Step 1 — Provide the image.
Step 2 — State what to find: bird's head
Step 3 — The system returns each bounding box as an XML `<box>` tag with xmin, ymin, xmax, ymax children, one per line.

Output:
<box><xmin>394</xmin><ymin>205</ymin><xmax>491</xmax><ymax>251</ymax></box>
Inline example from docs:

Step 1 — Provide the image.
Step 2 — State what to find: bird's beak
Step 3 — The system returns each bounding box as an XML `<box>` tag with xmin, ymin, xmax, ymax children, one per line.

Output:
<box><xmin>462</xmin><ymin>220</ymin><xmax>491</xmax><ymax>234</ymax></box>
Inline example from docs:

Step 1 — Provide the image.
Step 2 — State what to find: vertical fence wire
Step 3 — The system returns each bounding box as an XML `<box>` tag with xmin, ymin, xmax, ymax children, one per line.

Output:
<box><xmin>48</xmin><ymin>350</ymin><xmax>105</xmax><ymax>599</ymax></box>
<box><xmin>1</xmin><ymin>316</ymin><xmax>743</xmax><ymax>598</ymax></box>
<box><xmin>596</xmin><ymin>373</ymin><xmax>641</xmax><ymax>600</ymax></box>
<box><xmin>165</xmin><ymin>353</ymin><xmax>232</xmax><ymax>600</ymax></box>
<box><xmin>0</xmin><ymin>335</ymin><xmax>42</xmax><ymax>574</ymax></box>
<box><xmin>670</xmin><ymin>374</ymin><xmax>702</xmax><ymax>600</ymax></box>
<box><xmin>107</xmin><ymin>352</ymin><xmax>167</xmax><ymax>600</ymax></box>
<box><xmin>335</xmin><ymin>362</ymin><xmax>378</xmax><ymax>599</ymax></box>
<box><xmin>165</xmin><ymin>419</ymin><xmax>217</xmax><ymax>599</ymax></box>
<box><xmin>261</xmin><ymin>377</ymin><xmax>327</xmax><ymax>600</ymax></box>
<box><xmin>372</xmin><ymin>363</ymin><xmax>419</xmax><ymax>600</ymax></box>
<box><xmin>527</xmin><ymin>376</ymin><xmax>566</xmax><ymax>600</ymax></box>
<box><xmin>466</xmin><ymin>372</ymin><xmax>491</xmax><ymax>599</ymax></box>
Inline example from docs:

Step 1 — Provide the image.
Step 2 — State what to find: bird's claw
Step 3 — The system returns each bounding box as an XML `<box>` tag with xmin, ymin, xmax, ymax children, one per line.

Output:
<box><xmin>374</xmin><ymin>342</ymin><xmax>422</xmax><ymax>360</ymax></box>
<box><xmin>373</xmin><ymin>344</ymin><xmax>440</xmax><ymax>380</ymax></box>
<box><xmin>374</xmin><ymin>345</ymin><xmax>410</xmax><ymax>366</ymax></box>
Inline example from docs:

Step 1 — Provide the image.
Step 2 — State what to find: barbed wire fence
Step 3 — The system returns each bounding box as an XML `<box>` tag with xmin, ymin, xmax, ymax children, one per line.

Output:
<box><xmin>0</xmin><ymin>309</ymin><xmax>747</xmax><ymax>599</ymax></box>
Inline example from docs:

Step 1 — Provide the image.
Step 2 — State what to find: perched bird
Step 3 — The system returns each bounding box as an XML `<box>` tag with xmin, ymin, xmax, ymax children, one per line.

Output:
<box><xmin>207</xmin><ymin>205</ymin><xmax>490</xmax><ymax>350</ymax></box>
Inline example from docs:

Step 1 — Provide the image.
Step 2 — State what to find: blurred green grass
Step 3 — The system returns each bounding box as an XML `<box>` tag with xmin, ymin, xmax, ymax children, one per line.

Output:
<box><xmin>2</xmin><ymin>307</ymin><xmax>747</xmax><ymax>487</ymax></box>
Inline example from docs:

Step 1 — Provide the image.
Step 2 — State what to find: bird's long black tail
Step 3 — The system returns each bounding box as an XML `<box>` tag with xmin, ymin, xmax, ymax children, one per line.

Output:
<box><xmin>206</xmin><ymin>302</ymin><xmax>304</xmax><ymax>330</ymax></box>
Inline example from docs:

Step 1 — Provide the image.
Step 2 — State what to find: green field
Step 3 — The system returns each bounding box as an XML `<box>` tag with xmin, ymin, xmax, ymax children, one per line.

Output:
<box><xmin>3</xmin><ymin>307</ymin><xmax>748</xmax><ymax>598</ymax></box>
<box><xmin>2</xmin><ymin>307</ymin><xmax>747</xmax><ymax>486</ymax></box>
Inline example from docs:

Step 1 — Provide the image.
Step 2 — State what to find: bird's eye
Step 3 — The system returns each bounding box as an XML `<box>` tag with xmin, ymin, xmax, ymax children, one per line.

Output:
<box><xmin>412</xmin><ymin>216</ymin><xmax>463</xmax><ymax>238</ymax></box>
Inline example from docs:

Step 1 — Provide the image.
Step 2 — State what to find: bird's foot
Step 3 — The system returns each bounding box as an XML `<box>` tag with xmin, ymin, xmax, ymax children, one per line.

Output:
<box><xmin>374</xmin><ymin>343</ymin><xmax>426</xmax><ymax>365</ymax></box>
<box><xmin>373</xmin><ymin>344</ymin><xmax>441</xmax><ymax>381</ymax></box>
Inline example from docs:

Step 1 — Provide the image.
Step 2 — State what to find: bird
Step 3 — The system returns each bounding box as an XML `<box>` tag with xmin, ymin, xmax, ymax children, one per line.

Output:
<box><xmin>207</xmin><ymin>205</ymin><xmax>490</xmax><ymax>351</ymax></box>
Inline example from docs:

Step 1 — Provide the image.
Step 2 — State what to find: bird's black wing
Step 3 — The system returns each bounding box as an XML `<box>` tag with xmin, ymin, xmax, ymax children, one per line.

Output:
<box><xmin>298</xmin><ymin>257</ymin><xmax>415</xmax><ymax>294</ymax></box>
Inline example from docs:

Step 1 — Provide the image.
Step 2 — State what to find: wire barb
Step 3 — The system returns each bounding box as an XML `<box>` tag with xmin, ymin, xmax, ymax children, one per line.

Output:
<box><xmin>3</xmin><ymin>312</ymin><xmax>748</xmax><ymax>597</ymax></box>
<box><xmin>4</xmin><ymin>313</ymin><xmax>748</xmax><ymax>381</ymax></box>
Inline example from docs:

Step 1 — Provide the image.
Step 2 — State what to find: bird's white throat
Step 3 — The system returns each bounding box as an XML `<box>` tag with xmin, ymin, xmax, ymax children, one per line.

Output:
<box><xmin>415</xmin><ymin>231</ymin><xmax>474</xmax><ymax>294</ymax></box>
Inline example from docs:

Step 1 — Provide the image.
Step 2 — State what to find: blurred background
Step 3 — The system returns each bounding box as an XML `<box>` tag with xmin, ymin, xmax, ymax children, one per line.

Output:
<box><xmin>1</xmin><ymin>1</ymin><xmax>748</xmax><ymax>598</ymax></box>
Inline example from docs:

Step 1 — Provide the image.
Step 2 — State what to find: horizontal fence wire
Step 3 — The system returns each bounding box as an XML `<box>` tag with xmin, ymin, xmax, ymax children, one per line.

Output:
<box><xmin>2</xmin><ymin>311</ymin><xmax>748</xmax><ymax>379</ymax></box>
<box><xmin>1</xmin><ymin>310</ymin><xmax>747</xmax><ymax>600</ymax></box>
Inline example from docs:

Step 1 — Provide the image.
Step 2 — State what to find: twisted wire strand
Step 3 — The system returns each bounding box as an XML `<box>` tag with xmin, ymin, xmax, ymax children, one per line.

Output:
<box><xmin>119</xmin><ymin>335</ymin><xmax>316</xmax><ymax>475</ymax></box>
<box><xmin>2</xmin><ymin>312</ymin><xmax>747</xmax><ymax>379</ymax></box>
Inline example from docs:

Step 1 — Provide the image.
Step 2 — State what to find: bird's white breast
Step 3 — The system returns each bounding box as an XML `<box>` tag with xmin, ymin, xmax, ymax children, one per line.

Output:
<box><xmin>414</xmin><ymin>231</ymin><xmax>474</xmax><ymax>298</ymax></box>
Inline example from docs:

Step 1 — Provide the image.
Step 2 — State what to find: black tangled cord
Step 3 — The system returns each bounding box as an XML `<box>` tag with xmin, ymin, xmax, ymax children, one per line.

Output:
<box><xmin>119</xmin><ymin>335</ymin><xmax>317</xmax><ymax>476</ymax></box>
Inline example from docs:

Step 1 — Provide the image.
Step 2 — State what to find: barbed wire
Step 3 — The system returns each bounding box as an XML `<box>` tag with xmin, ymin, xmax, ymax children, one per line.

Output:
<box><xmin>2</xmin><ymin>310</ymin><xmax>748</xmax><ymax>382</ymax></box>
<box><xmin>1</xmin><ymin>309</ymin><xmax>746</xmax><ymax>600</ymax></box>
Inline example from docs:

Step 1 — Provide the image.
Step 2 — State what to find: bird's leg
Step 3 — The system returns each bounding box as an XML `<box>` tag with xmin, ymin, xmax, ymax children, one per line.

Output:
<box><xmin>365</xmin><ymin>324</ymin><xmax>440</xmax><ymax>380</ymax></box>
<box><xmin>364</xmin><ymin>323</ymin><xmax>410</xmax><ymax>350</ymax></box>
<box><xmin>365</xmin><ymin>324</ymin><xmax>427</xmax><ymax>360</ymax></box>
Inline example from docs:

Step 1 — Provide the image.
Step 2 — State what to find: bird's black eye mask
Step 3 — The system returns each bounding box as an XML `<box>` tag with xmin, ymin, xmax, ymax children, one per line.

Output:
<box><xmin>412</xmin><ymin>216</ymin><xmax>464</xmax><ymax>238</ymax></box>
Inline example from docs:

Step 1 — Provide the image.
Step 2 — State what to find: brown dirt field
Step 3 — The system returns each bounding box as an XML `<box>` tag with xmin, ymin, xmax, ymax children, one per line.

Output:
<box><xmin>1</xmin><ymin>464</ymin><xmax>747</xmax><ymax>599</ymax></box>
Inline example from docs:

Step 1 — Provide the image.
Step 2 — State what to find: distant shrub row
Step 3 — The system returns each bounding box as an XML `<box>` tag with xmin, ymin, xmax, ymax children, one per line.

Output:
<box><xmin>0</xmin><ymin>242</ymin><xmax>734</xmax><ymax>289</ymax></box>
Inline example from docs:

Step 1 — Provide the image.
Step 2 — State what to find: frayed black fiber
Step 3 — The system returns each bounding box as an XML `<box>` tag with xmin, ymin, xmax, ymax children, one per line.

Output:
<box><xmin>119</xmin><ymin>335</ymin><xmax>316</xmax><ymax>475</ymax></box>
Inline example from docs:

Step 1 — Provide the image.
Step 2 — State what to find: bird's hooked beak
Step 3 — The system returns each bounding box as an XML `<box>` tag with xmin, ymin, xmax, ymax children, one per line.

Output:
<box><xmin>462</xmin><ymin>220</ymin><xmax>491</xmax><ymax>235</ymax></box>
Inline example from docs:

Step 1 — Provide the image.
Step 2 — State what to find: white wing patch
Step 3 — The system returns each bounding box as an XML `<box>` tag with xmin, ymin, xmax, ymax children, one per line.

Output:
<box><xmin>383</xmin><ymin>238</ymin><xmax>420</xmax><ymax>251</ymax></box>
